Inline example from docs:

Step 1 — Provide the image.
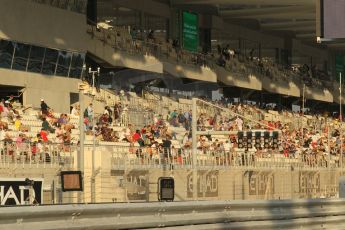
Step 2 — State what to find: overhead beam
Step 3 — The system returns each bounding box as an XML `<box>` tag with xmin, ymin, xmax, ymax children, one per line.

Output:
<box><xmin>219</xmin><ymin>6</ymin><xmax>313</xmax><ymax>17</ymax></box>
<box><xmin>295</xmin><ymin>33</ymin><xmax>316</xmax><ymax>38</ymax></box>
<box><xmin>263</xmin><ymin>26</ymin><xmax>316</xmax><ymax>32</ymax></box>
<box><xmin>222</xmin><ymin>12</ymin><xmax>315</xmax><ymax>20</ymax></box>
<box><xmin>101</xmin><ymin>0</ymin><xmax>171</xmax><ymax>18</ymax></box>
<box><xmin>171</xmin><ymin>0</ymin><xmax>315</xmax><ymax>6</ymax></box>
<box><xmin>261</xmin><ymin>20</ymin><xmax>315</xmax><ymax>30</ymax></box>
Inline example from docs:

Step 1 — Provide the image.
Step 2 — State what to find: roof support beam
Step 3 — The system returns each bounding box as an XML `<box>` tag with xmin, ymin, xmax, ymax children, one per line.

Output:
<box><xmin>219</xmin><ymin>6</ymin><xmax>313</xmax><ymax>17</ymax></box>
<box><xmin>171</xmin><ymin>0</ymin><xmax>315</xmax><ymax>6</ymax></box>
<box><xmin>295</xmin><ymin>33</ymin><xmax>316</xmax><ymax>38</ymax></box>
<box><xmin>221</xmin><ymin>12</ymin><xmax>315</xmax><ymax>20</ymax></box>
<box><xmin>261</xmin><ymin>21</ymin><xmax>315</xmax><ymax>30</ymax></box>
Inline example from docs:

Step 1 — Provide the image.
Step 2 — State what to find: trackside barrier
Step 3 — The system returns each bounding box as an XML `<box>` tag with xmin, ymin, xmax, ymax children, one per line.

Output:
<box><xmin>2</xmin><ymin>199</ymin><xmax>345</xmax><ymax>229</ymax></box>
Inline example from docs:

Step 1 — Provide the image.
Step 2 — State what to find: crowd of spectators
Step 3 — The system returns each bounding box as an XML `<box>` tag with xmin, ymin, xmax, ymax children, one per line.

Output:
<box><xmin>0</xmin><ymin>89</ymin><xmax>344</xmax><ymax>168</ymax></box>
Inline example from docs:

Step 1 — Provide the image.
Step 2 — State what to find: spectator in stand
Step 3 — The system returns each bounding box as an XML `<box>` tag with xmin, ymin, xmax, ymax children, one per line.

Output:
<box><xmin>162</xmin><ymin>135</ymin><xmax>172</xmax><ymax>161</ymax></box>
<box><xmin>223</xmin><ymin>45</ymin><xmax>230</xmax><ymax>60</ymax></box>
<box><xmin>2</xmin><ymin>101</ymin><xmax>11</xmax><ymax>118</ymax></box>
<box><xmin>85</xmin><ymin>103</ymin><xmax>94</xmax><ymax>123</ymax></box>
<box><xmin>177</xmin><ymin>110</ymin><xmax>186</xmax><ymax>127</ymax></box>
<box><xmin>132</xmin><ymin>129</ymin><xmax>142</xmax><ymax>144</ymax></box>
<box><xmin>57</xmin><ymin>114</ymin><xmax>68</xmax><ymax>126</ymax></box>
<box><xmin>102</xmin><ymin>106</ymin><xmax>112</xmax><ymax>124</ymax></box>
<box><xmin>114</xmin><ymin>102</ymin><xmax>122</xmax><ymax>125</ymax></box>
<box><xmin>130</xmin><ymin>27</ymin><xmax>137</xmax><ymax>40</ymax></box>
<box><xmin>169</xmin><ymin>109</ymin><xmax>178</xmax><ymax>127</ymax></box>
<box><xmin>14</xmin><ymin>115</ymin><xmax>21</xmax><ymax>131</ymax></box>
<box><xmin>147</xmin><ymin>30</ymin><xmax>155</xmax><ymax>42</ymax></box>
<box><xmin>42</xmin><ymin>117</ymin><xmax>55</xmax><ymax>133</ymax></box>
<box><xmin>235</xmin><ymin>116</ymin><xmax>243</xmax><ymax>131</ymax></box>
<box><xmin>40</xmin><ymin>129</ymin><xmax>49</xmax><ymax>142</ymax></box>
<box><xmin>71</xmin><ymin>105</ymin><xmax>79</xmax><ymax>116</ymax></box>
<box><xmin>40</xmin><ymin>99</ymin><xmax>50</xmax><ymax>116</ymax></box>
<box><xmin>119</xmin><ymin>90</ymin><xmax>127</xmax><ymax>102</ymax></box>
<box><xmin>0</xmin><ymin>99</ymin><xmax>4</xmax><ymax>115</ymax></box>
<box><xmin>55</xmin><ymin>126</ymin><xmax>64</xmax><ymax>144</ymax></box>
<box><xmin>182</xmin><ymin>132</ymin><xmax>191</xmax><ymax>148</ymax></box>
<box><xmin>184</xmin><ymin>110</ymin><xmax>192</xmax><ymax>130</ymax></box>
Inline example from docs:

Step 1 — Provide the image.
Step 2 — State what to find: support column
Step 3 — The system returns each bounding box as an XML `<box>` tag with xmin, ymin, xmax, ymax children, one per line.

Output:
<box><xmin>78</xmin><ymin>91</ymin><xmax>85</xmax><ymax>203</ymax></box>
<box><xmin>192</xmin><ymin>98</ymin><xmax>198</xmax><ymax>200</ymax></box>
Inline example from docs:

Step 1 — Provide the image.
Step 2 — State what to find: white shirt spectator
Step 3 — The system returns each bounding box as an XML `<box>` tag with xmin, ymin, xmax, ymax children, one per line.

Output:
<box><xmin>235</xmin><ymin>117</ymin><xmax>243</xmax><ymax>131</ymax></box>
<box><xmin>71</xmin><ymin>107</ymin><xmax>79</xmax><ymax>116</ymax></box>
<box><xmin>87</xmin><ymin>105</ymin><xmax>93</xmax><ymax>117</ymax></box>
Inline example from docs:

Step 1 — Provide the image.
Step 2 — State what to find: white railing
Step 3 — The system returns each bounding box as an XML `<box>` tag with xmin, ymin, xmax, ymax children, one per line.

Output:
<box><xmin>109</xmin><ymin>145</ymin><xmax>340</xmax><ymax>170</ymax></box>
<box><xmin>0</xmin><ymin>142</ymin><xmax>76</xmax><ymax>168</ymax></box>
<box><xmin>0</xmin><ymin>140</ymin><xmax>341</xmax><ymax>170</ymax></box>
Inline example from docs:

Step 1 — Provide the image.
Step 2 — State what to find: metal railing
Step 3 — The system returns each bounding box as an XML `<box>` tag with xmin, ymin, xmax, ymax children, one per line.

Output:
<box><xmin>0</xmin><ymin>138</ymin><xmax>341</xmax><ymax>170</ymax></box>
<box><xmin>2</xmin><ymin>199</ymin><xmax>345</xmax><ymax>229</ymax></box>
<box><xmin>109</xmin><ymin>145</ymin><xmax>343</xmax><ymax>170</ymax></box>
<box><xmin>0</xmin><ymin>142</ymin><xmax>76</xmax><ymax>168</ymax></box>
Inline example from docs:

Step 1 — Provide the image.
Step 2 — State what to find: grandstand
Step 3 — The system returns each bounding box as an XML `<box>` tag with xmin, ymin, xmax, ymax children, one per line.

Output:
<box><xmin>0</xmin><ymin>0</ymin><xmax>344</xmax><ymax>205</ymax></box>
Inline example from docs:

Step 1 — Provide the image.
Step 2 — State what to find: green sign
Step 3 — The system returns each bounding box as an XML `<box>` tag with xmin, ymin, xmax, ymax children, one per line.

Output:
<box><xmin>183</xmin><ymin>11</ymin><xmax>198</xmax><ymax>52</ymax></box>
<box><xmin>336</xmin><ymin>54</ymin><xmax>344</xmax><ymax>83</ymax></box>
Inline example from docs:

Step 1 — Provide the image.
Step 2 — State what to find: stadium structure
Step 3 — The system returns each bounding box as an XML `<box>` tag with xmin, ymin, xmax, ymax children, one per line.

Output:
<box><xmin>0</xmin><ymin>0</ymin><xmax>345</xmax><ymax>205</ymax></box>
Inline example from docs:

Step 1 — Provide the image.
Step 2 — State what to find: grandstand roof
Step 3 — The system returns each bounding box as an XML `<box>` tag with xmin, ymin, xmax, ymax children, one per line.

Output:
<box><xmin>98</xmin><ymin>0</ymin><xmax>345</xmax><ymax>49</ymax></box>
<box><xmin>172</xmin><ymin>0</ymin><xmax>316</xmax><ymax>40</ymax></box>
<box><xmin>170</xmin><ymin>0</ymin><xmax>345</xmax><ymax>48</ymax></box>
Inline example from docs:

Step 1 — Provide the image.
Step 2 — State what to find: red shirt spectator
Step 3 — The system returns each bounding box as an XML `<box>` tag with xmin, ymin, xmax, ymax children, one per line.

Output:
<box><xmin>132</xmin><ymin>130</ymin><xmax>141</xmax><ymax>142</ymax></box>
<box><xmin>40</xmin><ymin>130</ymin><xmax>48</xmax><ymax>142</ymax></box>
<box><xmin>268</xmin><ymin>121</ymin><xmax>274</xmax><ymax>131</ymax></box>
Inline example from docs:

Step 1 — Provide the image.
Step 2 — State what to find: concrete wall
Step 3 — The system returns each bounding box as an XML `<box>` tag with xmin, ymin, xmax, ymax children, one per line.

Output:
<box><xmin>163</xmin><ymin>62</ymin><xmax>217</xmax><ymax>82</ymax></box>
<box><xmin>95</xmin><ymin>167</ymin><xmax>340</xmax><ymax>203</ymax></box>
<box><xmin>262</xmin><ymin>76</ymin><xmax>301</xmax><ymax>97</ymax></box>
<box><xmin>78</xmin><ymin>147</ymin><xmax>342</xmax><ymax>203</ymax></box>
<box><xmin>0</xmin><ymin>147</ymin><xmax>341</xmax><ymax>204</ymax></box>
<box><xmin>305</xmin><ymin>86</ymin><xmax>334</xmax><ymax>103</ymax></box>
<box><xmin>332</xmin><ymin>82</ymin><xmax>345</xmax><ymax>104</ymax></box>
<box><xmin>0</xmin><ymin>0</ymin><xmax>87</xmax><ymax>52</ymax></box>
<box><xmin>0</xmin><ymin>68</ymin><xmax>80</xmax><ymax>113</ymax></box>
<box><xmin>216</xmin><ymin>66</ymin><xmax>262</xmax><ymax>90</ymax></box>
<box><xmin>87</xmin><ymin>36</ymin><xmax>163</xmax><ymax>74</ymax></box>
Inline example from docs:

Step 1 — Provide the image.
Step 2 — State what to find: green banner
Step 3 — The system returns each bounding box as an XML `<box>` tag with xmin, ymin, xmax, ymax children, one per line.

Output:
<box><xmin>336</xmin><ymin>54</ymin><xmax>344</xmax><ymax>83</ymax></box>
<box><xmin>183</xmin><ymin>11</ymin><xmax>198</xmax><ymax>52</ymax></box>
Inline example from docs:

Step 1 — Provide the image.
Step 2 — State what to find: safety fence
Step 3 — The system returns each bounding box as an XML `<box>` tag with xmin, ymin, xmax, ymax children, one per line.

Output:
<box><xmin>2</xmin><ymin>199</ymin><xmax>345</xmax><ymax>229</ymax></box>
<box><xmin>110</xmin><ymin>145</ymin><xmax>342</xmax><ymax>170</ymax></box>
<box><xmin>0</xmin><ymin>141</ymin><xmax>342</xmax><ymax>170</ymax></box>
<box><xmin>0</xmin><ymin>142</ymin><xmax>76</xmax><ymax>168</ymax></box>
